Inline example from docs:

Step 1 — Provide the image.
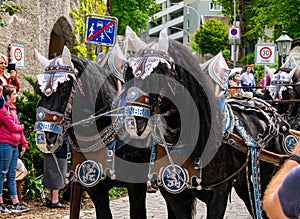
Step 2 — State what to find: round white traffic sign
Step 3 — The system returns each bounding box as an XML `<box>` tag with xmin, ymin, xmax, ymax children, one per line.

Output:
<box><xmin>10</xmin><ymin>44</ymin><xmax>25</xmax><ymax>68</ymax></box>
<box><xmin>255</xmin><ymin>44</ymin><xmax>276</xmax><ymax>65</ymax></box>
<box><xmin>259</xmin><ymin>47</ymin><xmax>272</xmax><ymax>59</ymax></box>
<box><xmin>14</xmin><ymin>48</ymin><xmax>22</xmax><ymax>61</ymax></box>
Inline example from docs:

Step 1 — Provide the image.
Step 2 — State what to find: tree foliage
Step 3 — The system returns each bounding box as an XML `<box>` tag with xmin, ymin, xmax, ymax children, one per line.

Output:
<box><xmin>111</xmin><ymin>0</ymin><xmax>160</xmax><ymax>35</ymax></box>
<box><xmin>69</xmin><ymin>0</ymin><xmax>107</xmax><ymax>58</ymax></box>
<box><xmin>193</xmin><ymin>18</ymin><xmax>229</xmax><ymax>55</ymax></box>
<box><xmin>216</xmin><ymin>0</ymin><xmax>300</xmax><ymax>58</ymax></box>
<box><xmin>249</xmin><ymin>0</ymin><xmax>300</xmax><ymax>40</ymax></box>
<box><xmin>16</xmin><ymin>76</ymin><xmax>43</xmax><ymax>178</ymax></box>
<box><xmin>0</xmin><ymin>1</ymin><xmax>22</xmax><ymax>27</ymax></box>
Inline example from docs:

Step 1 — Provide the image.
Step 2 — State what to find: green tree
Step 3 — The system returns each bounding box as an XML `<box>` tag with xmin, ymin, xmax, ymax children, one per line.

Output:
<box><xmin>249</xmin><ymin>0</ymin><xmax>300</xmax><ymax>40</ymax></box>
<box><xmin>16</xmin><ymin>76</ymin><xmax>43</xmax><ymax>178</ymax></box>
<box><xmin>0</xmin><ymin>1</ymin><xmax>22</xmax><ymax>27</ymax></box>
<box><xmin>216</xmin><ymin>0</ymin><xmax>300</xmax><ymax>60</ymax></box>
<box><xmin>69</xmin><ymin>0</ymin><xmax>107</xmax><ymax>58</ymax></box>
<box><xmin>193</xmin><ymin>18</ymin><xmax>229</xmax><ymax>56</ymax></box>
<box><xmin>215</xmin><ymin>0</ymin><xmax>259</xmax><ymax>59</ymax></box>
<box><xmin>111</xmin><ymin>0</ymin><xmax>160</xmax><ymax>35</ymax></box>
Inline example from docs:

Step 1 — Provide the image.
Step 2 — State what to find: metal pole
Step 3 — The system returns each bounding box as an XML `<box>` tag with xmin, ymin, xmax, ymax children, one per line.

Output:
<box><xmin>233</xmin><ymin>0</ymin><xmax>236</xmax><ymax>68</ymax></box>
<box><xmin>183</xmin><ymin>5</ymin><xmax>200</xmax><ymax>30</ymax></box>
<box><xmin>170</xmin><ymin>27</ymin><xmax>191</xmax><ymax>44</ymax></box>
<box><xmin>171</xmin><ymin>3</ymin><xmax>200</xmax><ymax>30</ymax></box>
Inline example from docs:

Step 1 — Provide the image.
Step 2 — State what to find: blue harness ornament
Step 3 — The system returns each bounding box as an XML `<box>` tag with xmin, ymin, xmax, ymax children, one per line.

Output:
<box><xmin>77</xmin><ymin>160</ymin><xmax>102</xmax><ymax>187</ymax></box>
<box><xmin>160</xmin><ymin>164</ymin><xmax>187</xmax><ymax>194</ymax></box>
<box><xmin>34</xmin><ymin>122</ymin><xmax>63</xmax><ymax>135</ymax></box>
<box><xmin>284</xmin><ymin>134</ymin><xmax>298</xmax><ymax>154</ymax></box>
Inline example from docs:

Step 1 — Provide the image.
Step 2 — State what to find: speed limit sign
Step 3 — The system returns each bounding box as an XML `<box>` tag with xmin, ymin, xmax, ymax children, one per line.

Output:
<box><xmin>255</xmin><ymin>44</ymin><xmax>276</xmax><ymax>65</ymax></box>
<box><xmin>10</xmin><ymin>44</ymin><xmax>25</xmax><ymax>68</ymax></box>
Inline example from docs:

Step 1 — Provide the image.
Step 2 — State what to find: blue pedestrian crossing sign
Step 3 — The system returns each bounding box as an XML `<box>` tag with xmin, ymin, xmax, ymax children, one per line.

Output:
<box><xmin>85</xmin><ymin>15</ymin><xmax>118</xmax><ymax>46</ymax></box>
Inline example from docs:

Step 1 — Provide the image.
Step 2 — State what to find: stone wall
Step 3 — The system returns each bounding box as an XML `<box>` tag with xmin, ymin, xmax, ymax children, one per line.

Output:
<box><xmin>0</xmin><ymin>0</ymin><xmax>76</xmax><ymax>90</ymax></box>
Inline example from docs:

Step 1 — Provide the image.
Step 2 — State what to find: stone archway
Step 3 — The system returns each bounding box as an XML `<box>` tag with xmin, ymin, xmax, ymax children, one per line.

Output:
<box><xmin>48</xmin><ymin>16</ymin><xmax>75</xmax><ymax>59</ymax></box>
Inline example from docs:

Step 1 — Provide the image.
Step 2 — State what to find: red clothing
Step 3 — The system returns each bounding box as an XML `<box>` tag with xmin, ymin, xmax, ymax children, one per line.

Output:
<box><xmin>257</xmin><ymin>75</ymin><xmax>270</xmax><ymax>87</ymax></box>
<box><xmin>0</xmin><ymin>102</ymin><xmax>28</xmax><ymax>148</ymax></box>
<box><xmin>0</xmin><ymin>74</ymin><xmax>20</xmax><ymax>92</ymax></box>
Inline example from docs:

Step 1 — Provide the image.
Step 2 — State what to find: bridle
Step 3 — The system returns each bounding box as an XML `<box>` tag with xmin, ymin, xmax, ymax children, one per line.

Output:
<box><xmin>35</xmin><ymin>59</ymin><xmax>79</xmax><ymax>153</ymax></box>
<box><xmin>35</xmin><ymin>56</ymin><xmax>156</xmax><ymax>153</ymax></box>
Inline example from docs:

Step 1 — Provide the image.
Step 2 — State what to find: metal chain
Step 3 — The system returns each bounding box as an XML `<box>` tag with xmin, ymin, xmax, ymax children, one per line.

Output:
<box><xmin>64</xmin><ymin>106</ymin><xmax>125</xmax><ymax>131</ymax></box>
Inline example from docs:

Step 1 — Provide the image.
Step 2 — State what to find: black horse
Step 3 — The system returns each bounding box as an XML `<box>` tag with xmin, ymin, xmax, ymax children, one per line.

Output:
<box><xmin>34</xmin><ymin>46</ymin><xmax>152</xmax><ymax>219</ymax></box>
<box><xmin>264</xmin><ymin>65</ymin><xmax>300</xmax><ymax>131</ymax></box>
<box><xmin>123</xmin><ymin>27</ymin><xmax>295</xmax><ymax>219</ymax></box>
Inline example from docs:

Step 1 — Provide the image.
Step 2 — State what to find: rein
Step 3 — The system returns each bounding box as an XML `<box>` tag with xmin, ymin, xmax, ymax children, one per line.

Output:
<box><xmin>201</xmin><ymin>157</ymin><xmax>249</xmax><ymax>190</ymax></box>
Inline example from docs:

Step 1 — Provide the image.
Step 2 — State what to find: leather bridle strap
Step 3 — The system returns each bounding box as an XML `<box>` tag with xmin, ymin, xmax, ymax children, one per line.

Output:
<box><xmin>224</xmin><ymin>132</ymin><xmax>288</xmax><ymax>166</ymax></box>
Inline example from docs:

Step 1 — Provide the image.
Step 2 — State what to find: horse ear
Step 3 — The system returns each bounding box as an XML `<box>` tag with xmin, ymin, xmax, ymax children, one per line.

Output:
<box><xmin>34</xmin><ymin>49</ymin><xmax>50</xmax><ymax>67</ymax></box>
<box><xmin>61</xmin><ymin>46</ymin><xmax>73</xmax><ymax>67</ymax></box>
<box><xmin>265</xmin><ymin>65</ymin><xmax>276</xmax><ymax>79</ymax></box>
<box><xmin>126</xmin><ymin>26</ymin><xmax>146</xmax><ymax>53</ymax></box>
<box><xmin>158</xmin><ymin>28</ymin><xmax>169</xmax><ymax>54</ymax></box>
<box><xmin>286</xmin><ymin>67</ymin><xmax>297</xmax><ymax>81</ymax></box>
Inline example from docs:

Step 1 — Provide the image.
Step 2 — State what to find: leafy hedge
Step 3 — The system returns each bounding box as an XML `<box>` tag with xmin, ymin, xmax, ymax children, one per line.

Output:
<box><xmin>16</xmin><ymin>76</ymin><xmax>44</xmax><ymax>200</ymax></box>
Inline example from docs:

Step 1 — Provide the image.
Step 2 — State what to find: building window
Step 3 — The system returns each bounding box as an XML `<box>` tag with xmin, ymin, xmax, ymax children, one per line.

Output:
<box><xmin>162</xmin><ymin>1</ymin><xmax>167</xmax><ymax>10</ymax></box>
<box><xmin>186</xmin><ymin>7</ymin><xmax>190</xmax><ymax>15</ymax></box>
<box><xmin>186</xmin><ymin>35</ymin><xmax>190</xmax><ymax>44</ymax></box>
<box><xmin>163</xmin><ymin>15</ymin><xmax>167</xmax><ymax>23</ymax></box>
<box><xmin>186</xmin><ymin>20</ymin><xmax>190</xmax><ymax>29</ymax></box>
<box><xmin>209</xmin><ymin>2</ymin><xmax>222</xmax><ymax>11</ymax></box>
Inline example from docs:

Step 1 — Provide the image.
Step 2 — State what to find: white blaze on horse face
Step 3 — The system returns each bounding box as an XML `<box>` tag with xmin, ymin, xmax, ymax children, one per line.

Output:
<box><xmin>35</xmin><ymin>49</ymin><xmax>50</xmax><ymax>67</ymax></box>
<box><xmin>125</xmin><ymin>26</ymin><xmax>146</xmax><ymax>53</ymax></box>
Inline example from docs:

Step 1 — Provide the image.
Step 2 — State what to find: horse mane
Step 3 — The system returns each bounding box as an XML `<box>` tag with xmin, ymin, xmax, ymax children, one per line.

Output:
<box><xmin>162</xmin><ymin>39</ymin><xmax>223</xmax><ymax>165</ymax></box>
<box><xmin>70</xmin><ymin>55</ymin><xmax>117</xmax><ymax>132</ymax></box>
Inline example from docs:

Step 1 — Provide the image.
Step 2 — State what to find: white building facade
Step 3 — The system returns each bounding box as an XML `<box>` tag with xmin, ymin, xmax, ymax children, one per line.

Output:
<box><xmin>147</xmin><ymin>0</ymin><xmax>223</xmax><ymax>45</ymax></box>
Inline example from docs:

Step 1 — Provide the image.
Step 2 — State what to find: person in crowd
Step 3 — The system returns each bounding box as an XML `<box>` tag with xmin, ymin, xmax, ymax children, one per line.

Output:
<box><xmin>257</xmin><ymin>74</ymin><xmax>271</xmax><ymax>87</ymax></box>
<box><xmin>43</xmin><ymin>137</ymin><xmax>68</xmax><ymax>209</ymax></box>
<box><xmin>263</xmin><ymin>140</ymin><xmax>300</xmax><ymax>219</ymax></box>
<box><xmin>241</xmin><ymin>66</ymin><xmax>256</xmax><ymax>92</ymax></box>
<box><xmin>0</xmin><ymin>54</ymin><xmax>20</xmax><ymax>92</ymax></box>
<box><xmin>0</xmin><ymin>86</ymin><xmax>4</xmax><ymax>108</ymax></box>
<box><xmin>227</xmin><ymin>79</ymin><xmax>238</xmax><ymax>98</ymax></box>
<box><xmin>249</xmin><ymin>62</ymin><xmax>255</xmax><ymax>74</ymax></box>
<box><xmin>234</xmin><ymin>74</ymin><xmax>243</xmax><ymax>96</ymax></box>
<box><xmin>0</xmin><ymin>85</ymin><xmax>28</xmax><ymax>214</ymax></box>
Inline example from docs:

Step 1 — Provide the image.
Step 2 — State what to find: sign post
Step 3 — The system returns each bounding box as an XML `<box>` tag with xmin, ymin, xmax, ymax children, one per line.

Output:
<box><xmin>228</xmin><ymin>26</ymin><xmax>241</xmax><ymax>68</ymax></box>
<box><xmin>255</xmin><ymin>43</ymin><xmax>276</xmax><ymax>90</ymax></box>
<box><xmin>228</xmin><ymin>26</ymin><xmax>240</xmax><ymax>44</ymax></box>
<box><xmin>85</xmin><ymin>15</ymin><xmax>118</xmax><ymax>46</ymax></box>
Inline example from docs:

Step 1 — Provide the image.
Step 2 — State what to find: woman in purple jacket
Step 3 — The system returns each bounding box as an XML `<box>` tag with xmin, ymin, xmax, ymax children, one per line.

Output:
<box><xmin>0</xmin><ymin>85</ymin><xmax>28</xmax><ymax>214</ymax></box>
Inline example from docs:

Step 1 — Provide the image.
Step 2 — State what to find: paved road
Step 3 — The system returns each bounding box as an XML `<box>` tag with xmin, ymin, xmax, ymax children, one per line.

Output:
<box><xmin>68</xmin><ymin>189</ymin><xmax>252</xmax><ymax>219</ymax></box>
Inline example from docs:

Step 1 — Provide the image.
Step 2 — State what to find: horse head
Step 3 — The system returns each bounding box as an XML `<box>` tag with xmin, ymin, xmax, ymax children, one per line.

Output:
<box><xmin>34</xmin><ymin>45</ymin><xmax>121</xmax><ymax>154</ymax></box>
<box><xmin>34</xmin><ymin>46</ymin><xmax>77</xmax><ymax>152</ymax></box>
<box><xmin>265</xmin><ymin>65</ymin><xmax>298</xmax><ymax>114</ymax></box>
<box><xmin>123</xmin><ymin>26</ymin><xmax>222</xmax><ymax>191</ymax></box>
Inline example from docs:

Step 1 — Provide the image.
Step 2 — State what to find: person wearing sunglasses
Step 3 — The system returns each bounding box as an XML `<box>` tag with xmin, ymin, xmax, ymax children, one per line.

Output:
<box><xmin>0</xmin><ymin>54</ymin><xmax>20</xmax><ymax>92</ymax></box>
